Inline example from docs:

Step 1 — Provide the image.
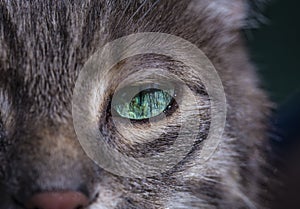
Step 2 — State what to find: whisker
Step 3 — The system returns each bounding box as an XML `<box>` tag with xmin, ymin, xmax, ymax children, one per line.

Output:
<box><xmin>137</xmin><ymin>0</ymin><xmax>161</xmax><ymax>25</ymax></box>
<box><xmin>237</xmin><ymin>192</ymin><xmax>258</xmax><ymax>209</ymax></box>
<box><xmin>128</xmin><ymin>0</ymin><xmax>149</xmax><ymax>24</ymax></box>
<box><xmin>114</xmin><ymin>0</ymin><xmax>133</xmax><ymax>31</ymax></box>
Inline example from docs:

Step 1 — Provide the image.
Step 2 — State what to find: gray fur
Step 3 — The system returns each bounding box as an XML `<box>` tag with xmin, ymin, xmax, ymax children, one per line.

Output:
<box><xmin>0</xmin><ymin>1</ymin><xmax>273</xmax><ymax>208</ymax></box>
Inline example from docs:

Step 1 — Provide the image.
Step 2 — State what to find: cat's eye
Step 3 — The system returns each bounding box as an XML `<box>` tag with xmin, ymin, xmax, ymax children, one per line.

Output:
<box><xmin>113</xmin><ymin>88</ymin><xmax>175</xmax><ymax>120</ymax></box>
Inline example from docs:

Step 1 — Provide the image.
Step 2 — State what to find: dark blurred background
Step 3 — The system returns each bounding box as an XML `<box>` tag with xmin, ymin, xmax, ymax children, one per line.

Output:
<box><xmin>246</xmin><ymin>2</ymin><xmax>300</xmax><ymax>208</ymax></box>
<box><xmin>244</xmin><ymin>0</ymin><xmax>300</xmax><ymax>153</ymax></box>
<box><xmin>246</xmin><ymin>0</ymin><xmax>300</xmax><ymax>105</ymax></box>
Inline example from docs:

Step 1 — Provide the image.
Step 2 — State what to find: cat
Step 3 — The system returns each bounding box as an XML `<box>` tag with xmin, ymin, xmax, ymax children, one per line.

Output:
<box><xmin>0</xmin><ymin>1</ymin><xmax>274</xmax><ymax>209</ymax></box>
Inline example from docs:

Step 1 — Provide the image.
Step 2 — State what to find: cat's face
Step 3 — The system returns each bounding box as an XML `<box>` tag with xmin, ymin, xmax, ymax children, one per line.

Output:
<box><xmin>0</xmin><ymin>1</ymin><xmax>270</xmax><ymax>209</ymax></box>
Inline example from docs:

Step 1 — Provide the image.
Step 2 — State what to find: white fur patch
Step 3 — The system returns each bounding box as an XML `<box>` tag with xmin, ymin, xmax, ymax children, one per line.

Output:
<box><xmin>189</xmin><ymin>0</ymin><xmax>247</xmax><ymax>28</ymax></box>
<box><xmin>164</xmin><ymin>192</ymin><xmax>212</xmax><ymax>209</ymax></box>
<box><xmin>88</xmin><ymin>186</ymin><xmax>122</xmax><ymax>209</ymax></box>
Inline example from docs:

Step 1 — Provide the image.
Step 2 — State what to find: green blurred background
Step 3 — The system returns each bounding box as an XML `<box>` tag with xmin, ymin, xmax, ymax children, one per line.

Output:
<box><xmin>245</xmin><ymin>0</ymin><xmax>300</xmax><ymax>106</ymax></box>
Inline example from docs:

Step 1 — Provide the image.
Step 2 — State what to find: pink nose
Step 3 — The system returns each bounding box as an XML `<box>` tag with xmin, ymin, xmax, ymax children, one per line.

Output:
<box><xmin>26</xmin><ymin>191</ymin><xmax>89</xmax><ymax>209</ymax></box>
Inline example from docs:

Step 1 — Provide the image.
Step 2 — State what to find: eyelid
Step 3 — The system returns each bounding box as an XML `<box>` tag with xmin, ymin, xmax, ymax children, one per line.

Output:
<box><xmin>113</xmin><ymin>81</ymin><xmax>177</xmax><ymax>101</ymax></box>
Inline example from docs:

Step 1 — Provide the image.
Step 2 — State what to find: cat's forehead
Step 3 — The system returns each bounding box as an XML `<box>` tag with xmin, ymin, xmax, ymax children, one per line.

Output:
<box><xmin>0</xmin><ymin>0</ymin><xmax>255</xmax><ymax>120</ymax></box>
<box><xmin>0</xmin><ymin>0</ymin><xmax>251</xmax><ymax>76</ymax></box>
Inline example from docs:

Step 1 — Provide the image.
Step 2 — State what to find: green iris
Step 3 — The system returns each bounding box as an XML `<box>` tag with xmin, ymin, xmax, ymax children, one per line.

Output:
<box><xmin>114</xmin><ymin>88</ymin><xmax>174</xmax><ymax>120</ymax></box>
